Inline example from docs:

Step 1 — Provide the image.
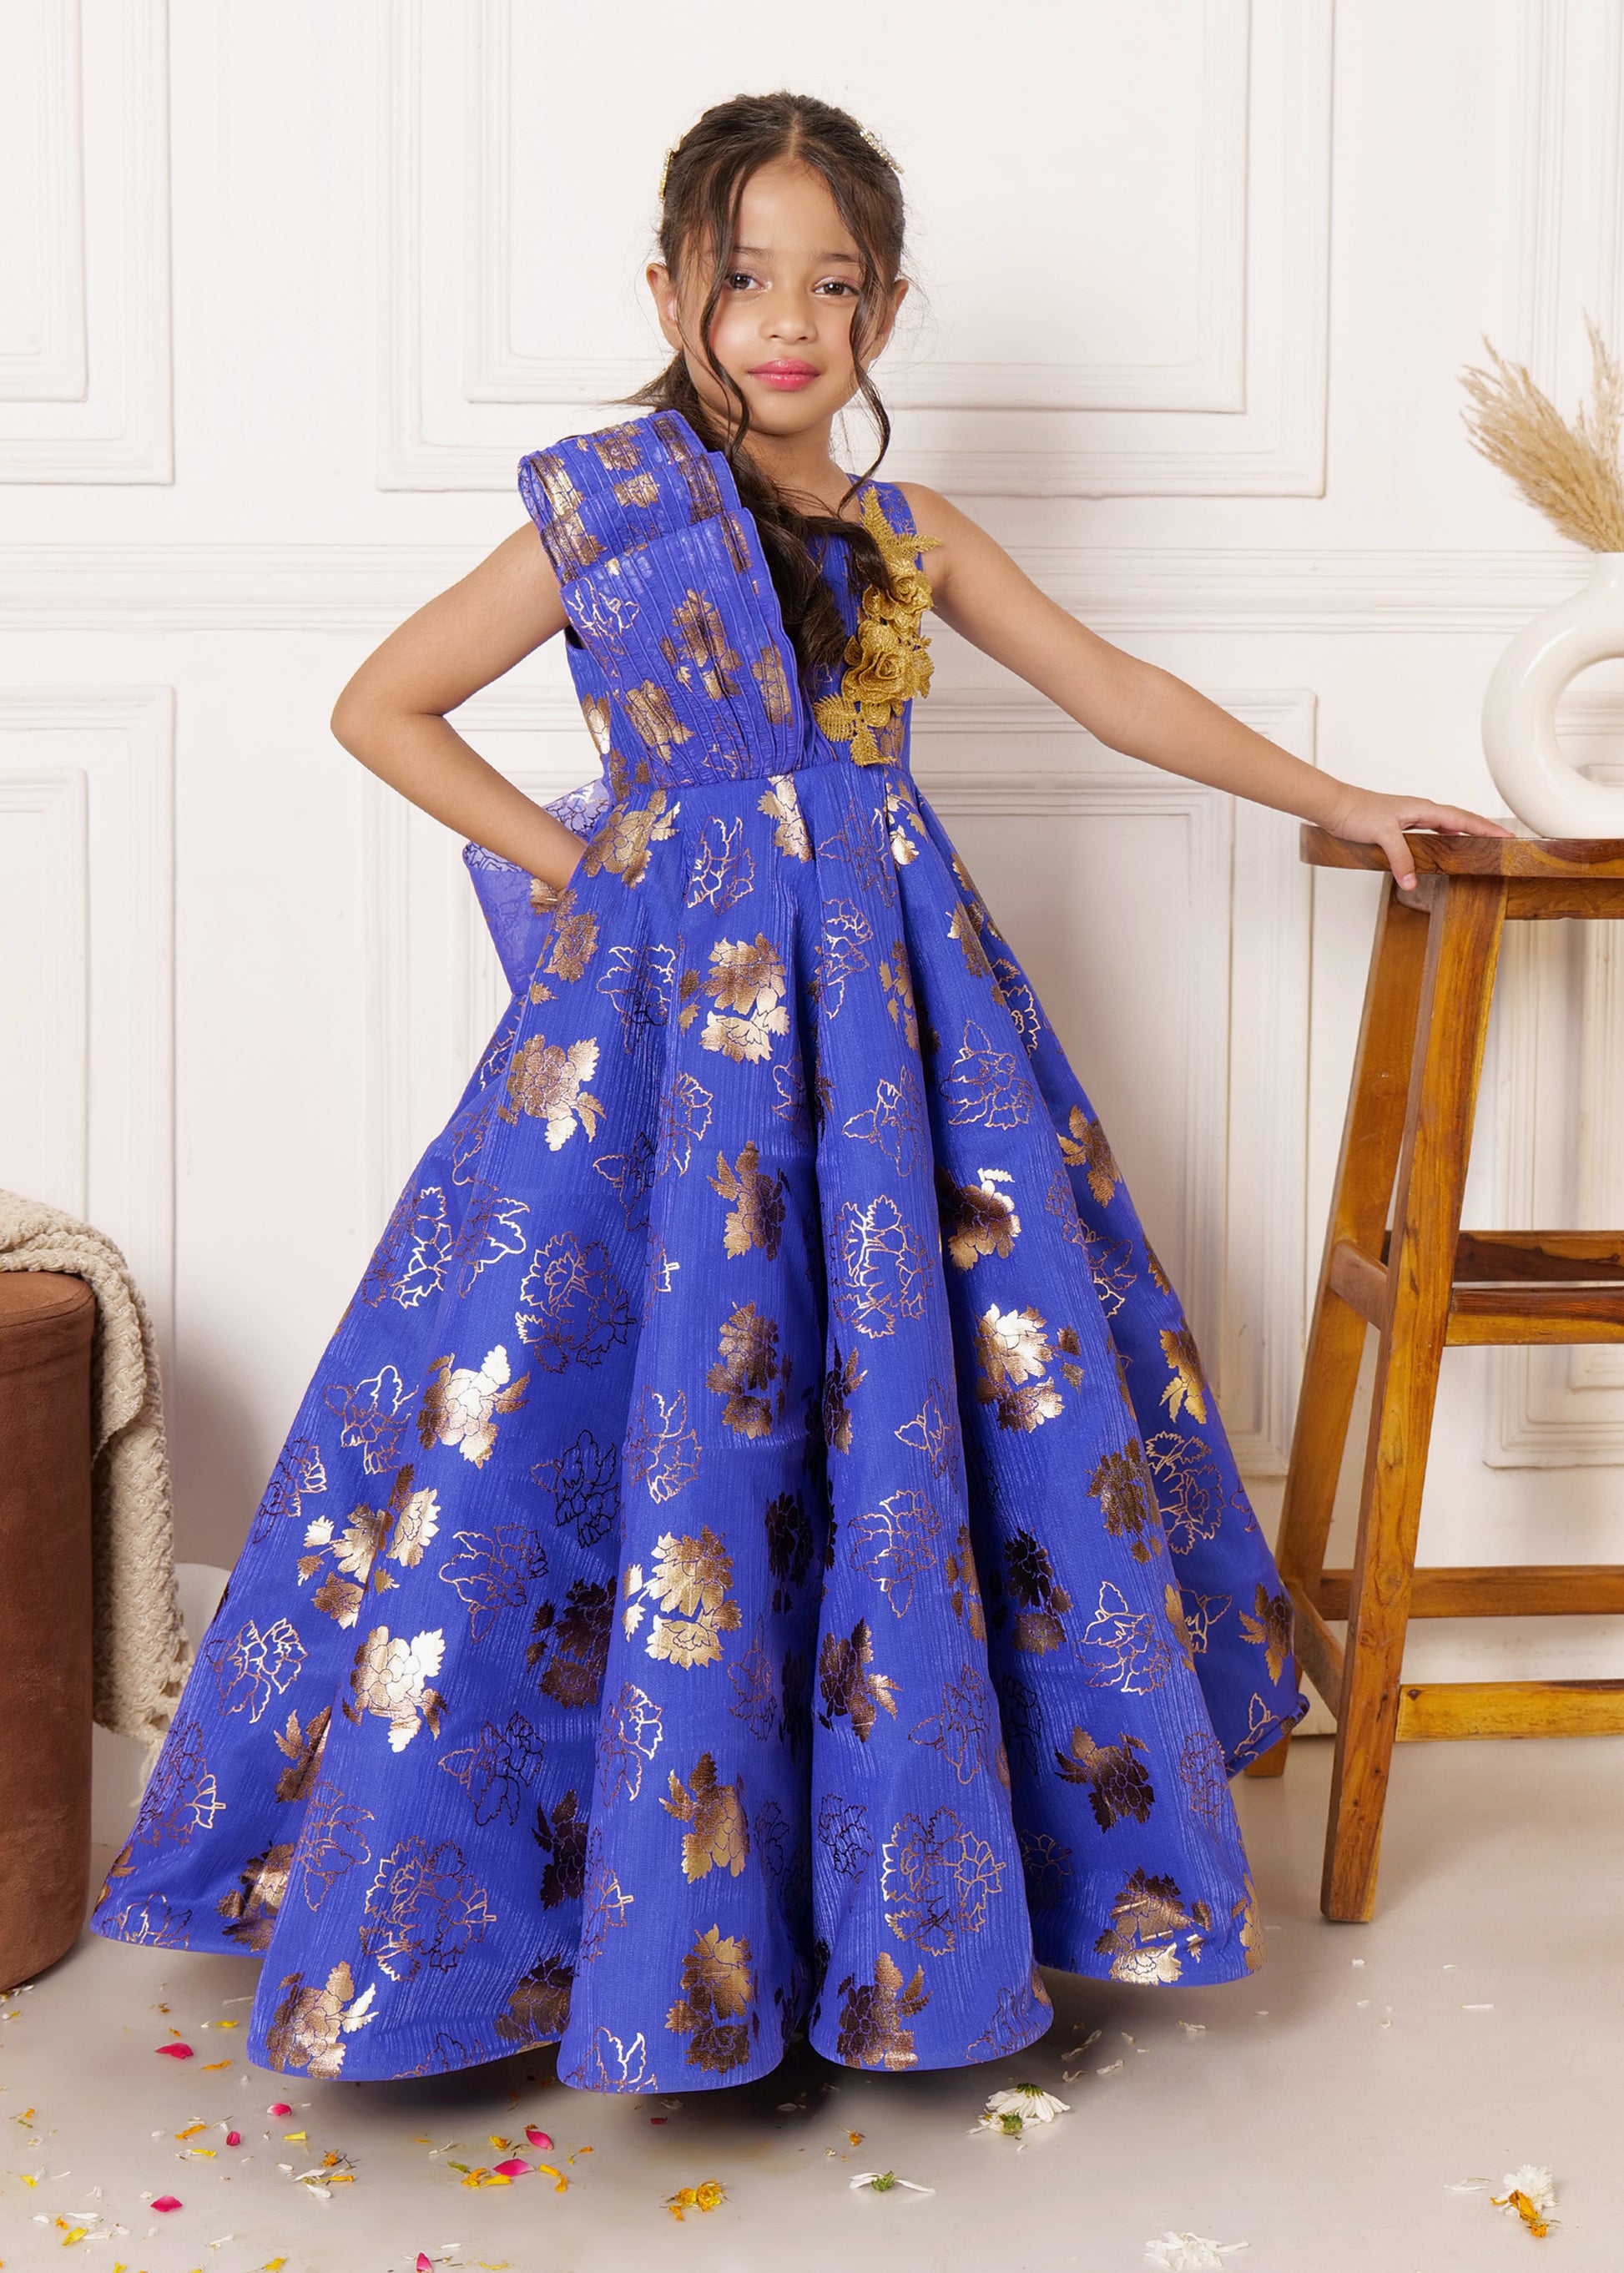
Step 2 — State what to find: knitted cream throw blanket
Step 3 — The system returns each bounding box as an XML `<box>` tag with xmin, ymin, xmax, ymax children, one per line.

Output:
<box><xmin>0</xmin><ymin>1189</ymin><xmax>189</xmax><ymax>1746</ymax></box>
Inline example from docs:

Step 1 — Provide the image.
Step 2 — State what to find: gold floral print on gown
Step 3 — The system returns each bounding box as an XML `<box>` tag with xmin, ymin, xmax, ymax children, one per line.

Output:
<box><xmin>847</xmin><ymin>1490</ymin><xmax>942</xmax><ymax>1618</ymax></box>
<box><xmin>834</xmin><ymin>1950</ymin><xmax>930</xmax><ymax>2069</ymax></box>
<box><xmin>662</xmin><ymin>1752</ymin><xmax>750</xmax><ymax>1881</ymax></box>
<box><xmin>265</xmin><ymin>1958</ymin><xmax>378</xmax><ymax>2078</ymax></box>
<box><xmin>417</xmin><ymin>1345</ymin><xmax>529</xmax><ymax>1466</ymax></box>
<box><xmin>623</xmin><ymin>1528</ymin><xmax>744</xmax><ymax>1670</ymax></box>
<box><xmin>664</xmin><ymin>1926</ymin><xmax>755</xmax><ymax>2074</ymax></box>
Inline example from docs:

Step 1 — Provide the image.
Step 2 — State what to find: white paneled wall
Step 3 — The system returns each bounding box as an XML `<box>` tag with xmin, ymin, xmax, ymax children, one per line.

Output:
<box><xmin>4</xmin><ymin>1</ymin><xmax>1624</xmax><ymax>1702</ymax></box>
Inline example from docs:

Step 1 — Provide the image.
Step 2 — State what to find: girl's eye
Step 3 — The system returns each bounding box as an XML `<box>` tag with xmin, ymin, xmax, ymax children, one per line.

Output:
<box><xmin>816</xmin><ymin>280</ymin><xmax>858</xmax><ymax>297</ymax></box>
<box><xmin>724</xmin><ymin>272</ymin><xmax>757</xmax><ymax>291</ymax></box>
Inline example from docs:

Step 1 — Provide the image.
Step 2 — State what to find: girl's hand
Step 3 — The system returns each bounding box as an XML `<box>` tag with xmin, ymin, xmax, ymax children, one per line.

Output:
<box><xmin>1315</xmin><ymin>788</ymin><xmax>1515</xmax><ymax>891</ymax></box>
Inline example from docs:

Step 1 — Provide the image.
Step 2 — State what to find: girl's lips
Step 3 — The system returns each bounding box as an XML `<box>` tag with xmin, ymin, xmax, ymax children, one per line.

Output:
<box><xmin>750</xmin><ymin>363</ymin><xmax>820</xmax><ymax>391</ymax></box>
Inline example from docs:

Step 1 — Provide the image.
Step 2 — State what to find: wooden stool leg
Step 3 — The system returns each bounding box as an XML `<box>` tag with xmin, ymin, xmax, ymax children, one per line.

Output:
<box><xmin>1245</xmin><ymin>887</ymin><xmax>1432</xmax><ymax>1779</ymax></box>
<box><xmin>1322</xmin><ymin>876</ymin><xmax>1506</xmax><ymax>1919</ymax></box>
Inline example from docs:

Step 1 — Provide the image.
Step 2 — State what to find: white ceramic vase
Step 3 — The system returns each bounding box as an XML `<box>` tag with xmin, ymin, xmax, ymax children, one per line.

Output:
<box><xmin>1481</xmin><ymin>552</ymin><xmax>1624</xmax><ymax>838</ymax></box>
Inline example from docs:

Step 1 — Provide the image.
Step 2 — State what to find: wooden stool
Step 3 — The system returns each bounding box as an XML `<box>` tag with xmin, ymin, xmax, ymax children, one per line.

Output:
<box><xmin>1247</xmin><ymin>829</ymin><xmax>1624</xmax><ymax>1923</ymax></box>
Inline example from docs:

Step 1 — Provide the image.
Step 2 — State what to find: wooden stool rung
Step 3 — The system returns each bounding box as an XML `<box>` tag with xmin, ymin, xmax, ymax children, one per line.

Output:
<box><xmin>1335</xmin><ymin>1237</ymin><xmax>1624</xmax><ymax>1342</ymax></box>
<box><xmin>1284</xmin><ymin>1576</ymin><xmax>1345</xmax><ymax>1711</ymax></box>
<box><xmin>1395</xmin><ymin>1679</ymin><xmax>1624</xmax><ymax>1741</ymax></box>
<box><xmin>1328</xmin><ymin>1238</ymin><xmax>1385</xmax><ymax>1323</ymax></box>
<box><xmin>1453</xmin><ymin>1229</ymin><xmax>1624</xmax><ymax>1281</ymax></box>
<box><xmin>1445</xmin><ymin>1287</ymin><xmax>1624</xmax><ymax>1343</ymax></box>
<box><xmin>1314</xmin><ymin>1565</ymin><xmax>1624</xmax><ymax>1620</ymax></box>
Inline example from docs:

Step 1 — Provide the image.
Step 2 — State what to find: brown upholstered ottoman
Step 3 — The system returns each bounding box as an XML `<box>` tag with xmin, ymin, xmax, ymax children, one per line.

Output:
<box><xmin>0</xmin><ymin>1273</ymin><xmax>94</xmax><ymax>1988</ymax></box>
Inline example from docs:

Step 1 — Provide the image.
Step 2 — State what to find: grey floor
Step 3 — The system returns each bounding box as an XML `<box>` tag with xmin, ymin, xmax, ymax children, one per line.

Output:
<box><xmin>2</xmin><ymin>1734</ymin><xmax>1618</xmax><ymax>2273</ymax></box>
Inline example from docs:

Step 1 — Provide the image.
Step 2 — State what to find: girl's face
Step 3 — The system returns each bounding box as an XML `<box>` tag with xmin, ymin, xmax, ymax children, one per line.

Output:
<box><xmin>648</xmin><ymin>157</ymin><xmax>905</xmax><ymax>446</ymax></box>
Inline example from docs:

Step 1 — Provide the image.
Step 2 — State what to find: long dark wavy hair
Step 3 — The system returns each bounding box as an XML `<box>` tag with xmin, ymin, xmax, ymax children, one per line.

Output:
<box><xmin>630</xmin><ymin>92</ymin><xmax>907</xmax><ymax>679</ymax></box>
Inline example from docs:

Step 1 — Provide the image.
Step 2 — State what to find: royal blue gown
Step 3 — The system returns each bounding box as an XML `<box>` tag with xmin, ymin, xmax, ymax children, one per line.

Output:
<box><xmin>93</xmin><ymin>409</ymin><xmax>1306</xmax><ymax>2089</ymax></box>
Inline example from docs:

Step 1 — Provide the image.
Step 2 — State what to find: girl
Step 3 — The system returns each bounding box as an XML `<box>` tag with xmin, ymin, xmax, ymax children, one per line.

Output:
<box><xmin>95</xmin><ymin>93</ymin><xmax>1506</xmax><ymax>2090</ymax></box>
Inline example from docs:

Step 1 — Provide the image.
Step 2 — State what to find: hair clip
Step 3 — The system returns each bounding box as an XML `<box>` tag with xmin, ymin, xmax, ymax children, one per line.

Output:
<box><xmin>859</xmin><ymin>123</ymin><xmax>900</xmax><ymax>173</ymax></box>
<box><xmin>658</xmin><ymin>144</ymin><xmax>676</xmax><ymax>199</ymax></box>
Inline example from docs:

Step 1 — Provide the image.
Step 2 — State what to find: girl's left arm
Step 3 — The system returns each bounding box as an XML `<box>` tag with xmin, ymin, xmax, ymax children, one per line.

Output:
<box><xmin>898</xmin><ymin>486</ymin><xmax>1512</xmax><ymax>888</ymax></box>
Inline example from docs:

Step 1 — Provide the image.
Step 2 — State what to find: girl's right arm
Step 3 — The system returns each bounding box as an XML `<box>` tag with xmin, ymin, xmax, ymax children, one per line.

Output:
<box><xmin>330</xmin><ymin>523</ymin><xmax>589</xmax><ymax>890</ymax></box>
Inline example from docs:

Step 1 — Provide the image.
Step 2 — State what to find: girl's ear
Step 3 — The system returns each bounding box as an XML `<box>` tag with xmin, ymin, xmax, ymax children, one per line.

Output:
<box><xmin>646</xmin><ymin>263</ymin><xmax>685</xmax><ymax>352</ymax></box>
<box><xmin>864</xmin><ymin>275</ymin><xmax>910</xmax><ymax>365</ymax></box>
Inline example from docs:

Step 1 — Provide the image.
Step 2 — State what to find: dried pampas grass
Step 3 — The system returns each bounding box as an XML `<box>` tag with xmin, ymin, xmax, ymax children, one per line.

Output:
<box><xmin>1460</xmin><ymin>315</ymin><xmax>1624</xmax><ymax>550</ymax></box>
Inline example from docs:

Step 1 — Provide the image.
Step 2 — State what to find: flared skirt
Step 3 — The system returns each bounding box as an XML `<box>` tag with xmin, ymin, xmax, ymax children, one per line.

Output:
<box><xmin>93</xmin><ymin>754</ymin><xmax>1304</xmax><ymax>2089</ymax></box>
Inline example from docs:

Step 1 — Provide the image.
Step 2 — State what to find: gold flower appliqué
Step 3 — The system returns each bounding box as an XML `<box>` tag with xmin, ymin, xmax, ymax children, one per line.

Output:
<box><xmin>812</xmin><ymin>490</ymin><xmax>941</xmax><ymax>767</ymax></box>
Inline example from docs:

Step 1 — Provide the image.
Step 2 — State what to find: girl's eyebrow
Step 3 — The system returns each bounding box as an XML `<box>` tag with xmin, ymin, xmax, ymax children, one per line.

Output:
<box><xmin>733</xmin><ymin>243</ymin><xmax>862</xmax><ymax>264</ymax></box>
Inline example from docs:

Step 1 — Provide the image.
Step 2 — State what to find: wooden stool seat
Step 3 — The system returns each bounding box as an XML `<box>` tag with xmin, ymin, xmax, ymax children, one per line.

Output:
<box><xmin>1248</xmin><ymin>827</ymin><xmax>1624</xmax><ymax>1922</ymax></box>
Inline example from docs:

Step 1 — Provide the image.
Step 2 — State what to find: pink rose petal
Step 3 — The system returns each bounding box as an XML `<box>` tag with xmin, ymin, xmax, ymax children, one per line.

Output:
<box><xmin>154</xmin><ymin>2043</ymin><xmax>194</xmax><ymax>2059</ymax></box>
<box><xmin>224</xmin><ymin>2129</ymin><xmax>241</xmax><ymax>2146</ymax></box>
<box><xmin>268</xmin><ymin>2101</ymin><xmax>293</xmax><ymax>2115</ymax></box>
<box><xmin>651</xmin><ymin>2115</ymin><xmax>668</xmax><ymax>2124</ymax></box>
<box><xmin>152</xmin><ymin>2194</ymin><xmax>183</xmax><ymax>2212</ymax></box>
<box><xmin>525</xmin><ymin>2126</ymin><xmax>552</xmax><ymax>2149</ymax></box>
<box><xmin>416</xmin><ymin>2257</ymin><xmax>433</xmax><ymax>2272</ymax></box>
<box><xmin>493</xmin><ymin>2157</ymin><xmax>530</xmax><ymax>2177</ymax></box>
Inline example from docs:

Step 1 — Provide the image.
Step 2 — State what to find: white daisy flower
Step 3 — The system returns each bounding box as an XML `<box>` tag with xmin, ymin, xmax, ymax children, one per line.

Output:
<box><xmin>983</xmin><ymin>2084</ymin><xmax>1070</xmax><ymax>2127</ymax></box>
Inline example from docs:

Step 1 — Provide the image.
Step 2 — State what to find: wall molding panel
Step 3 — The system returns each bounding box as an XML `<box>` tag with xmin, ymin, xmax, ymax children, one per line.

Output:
<box><xmin>0</xmin><ymin>544</ymin><xmax>1601</xmax><ymax>637</ymax></box>
<box><xmin>1517</xmin><ymin>0</ymin><xmax>1624</xmax><ymax>396</ymax></box>
<box><xmin>0</xmin><ymin>688</ymin><xmax>175</xmax><ymax>1360</ymax></box>
<box><xmin>463</xmin><ymin>0</ymin><xmax>1251</xmax><ymax>420</ymax></box>
<box><xmin>361</xmin><ymin>686</ymin><xmax>1312</xmax><ymax>1476</ymax></box>
<box><xmin>0</xmin><ymin>0</ymin><xmax>172</xmax><ymax>483</ymax></box>
<box><xmin>1488</xmin><ymin>718</ymin><xmax>1624</xmax><ymax>1468</ymax></box>
<box><xmin>379</xmin><ymin>0</ymin><xmax>1332</xmax><ymax>497</ymax></box>
<box><xmin>0</xmin><ymin>0</ymin><xmax>87</xmax><ymax>405</ymax></box>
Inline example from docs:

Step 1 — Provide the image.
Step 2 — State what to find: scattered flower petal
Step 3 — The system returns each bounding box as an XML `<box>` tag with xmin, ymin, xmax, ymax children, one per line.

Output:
<box><xmin>267</xmin><ymin>2103</ymin><xmax>293</xmax><ymax>2116</ymax></box>
<box><xmin>850</xmin><ymin>2170</ymin><xmax>935</xmax><ymax>2195</ymax></box>
<box><xmin>1143</xmin><ymin>2235</ymin><xmax>1248</xmax><ymax>2270</ymax></box>
<box><xmin>1492</xmin><ymin>2166</ymin><xmax>1556</xmax><ymax>2238</ymax></box>
<box><xmin>664</xmin><ymin>2180</ymin><xmax>726</xmax><ymax>2220</ymax></box>
<box><xmin>523</xmin><ymin>2128</ymin><xmax>552</xmax><ymax>2150</ymax></box>
<box><xmin>151</xmin><ymin>2195</ymin><xmax>183</xmax><ymax>2214</ymax></box>
<box><xmin>1097</xmin><ymin>2059</ymin><xmax>1124</xmax><ymax>2076</ymax></box>
<box><xmin>154</xmin><ymin>2045</ymin><xmax>193</xmax><ymax>2060</ymax></box>
<box><xmin>1178</xmin><ymin>2022</ymin><xmax>1207</xmax><ymax>2038</ymax></box>
<box><xmin>492</xmin><ymin>2160</ymin><xmax>529</xmax><ymax>2179</ymax></box>
<box><xmin>225</xmin><ymin>2131</ymin><xmax>241</xmax><ymax>2147</ymax></box>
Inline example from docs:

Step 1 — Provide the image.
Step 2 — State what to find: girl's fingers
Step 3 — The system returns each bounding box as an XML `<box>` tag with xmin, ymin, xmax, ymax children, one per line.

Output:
<box><xmin>1379</xmin><ymin>830</ymin><xmax>1417</xmax><ymax>890</ymax></box>
<box><xmin>1409</xmin><ymin>803</ymin><xmax>1515</xmax><ymax>838</ymax></box>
